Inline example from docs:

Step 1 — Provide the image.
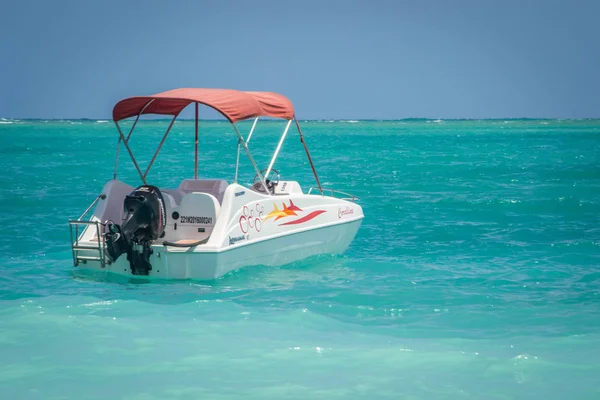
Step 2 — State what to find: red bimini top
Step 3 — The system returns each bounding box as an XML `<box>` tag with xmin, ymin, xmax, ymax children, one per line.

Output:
<box><xmin>112</xmin><ymin>88</ymin><xmax>295</xmax><ymax>123</ymax></box>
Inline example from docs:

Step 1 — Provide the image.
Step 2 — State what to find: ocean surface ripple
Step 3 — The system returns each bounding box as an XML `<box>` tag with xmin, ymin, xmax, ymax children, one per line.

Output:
<box><xmin>1</xmin><ymin>119</ymin><xmax>599</xmax><ymax>399</ymax></box>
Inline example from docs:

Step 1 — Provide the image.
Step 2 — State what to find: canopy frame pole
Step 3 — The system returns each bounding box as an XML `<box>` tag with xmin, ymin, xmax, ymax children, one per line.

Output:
<box><xmin>126</xmin><ymin>99</ymin><xmax>154</xmax><ymax>142</ymax></box>
<box><xmin>114</xmin><ymin>121</ymin><xmax>146</xmax><ymax>184</ymax></box>
<box><xmin>232</xmin><ymin>124</ymin><xmax>270</xmax><ymax>193</ymax></box>
<box><xmin>143</xmin><ymin>114</ymin><xmax>178</xmax><ymax>180</ymax></box>
<box><xmin>234</xmin><ymin>117</ymin><xmax>258</xmax><ymax>183</ymax></box>
<box><xmin>246</xmin><ymin>117</ymin><xmax>259</xmax><ymax>144</ymax></box>
<box><xmin>112</xmin><ymin>137</ymin><xmax>121</xmax><ymax>180</ymax></box>
<box><xmin>294</xmin><ymin>116</ymin><xmax>323</xmax><ymax>195</ymax></box>
<box><xmin>112</xmin><ymin>99</ymin><xmax>155</xmax><ymax>180</ymax></box>
<box><xmin>194</xmin><ymin>102</ymin><xmax>199</xmax><ymax>179</ymax></box>
<box><xmin>265</xmin><ymin>119</ymin><xmax>292</xmax><ymax>180</ymax></box>
<box><xmin>234</xmin><ymin>140</ymin><xmax>241</xmax><ymax>183</ymax></box>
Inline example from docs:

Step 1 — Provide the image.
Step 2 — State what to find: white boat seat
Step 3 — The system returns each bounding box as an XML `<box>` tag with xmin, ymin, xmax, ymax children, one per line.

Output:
<box><xmin>95</xmin><ymin>179</ymin><xmax>134</xmax><ymax>225</ymax></box>
<box><xmin>161</xmin><ymin>192</ymin><xmax>177</xmax><ymax>209</ymax></box>
<box><xmin>177</xmin><ymin>179</ymin><xmax>228</xmax><ymax>204</ymax></box>
<box><xmin>174</xmin><ymin>192</ymin><xmax>220</xmax><ymax>241</ymax></box>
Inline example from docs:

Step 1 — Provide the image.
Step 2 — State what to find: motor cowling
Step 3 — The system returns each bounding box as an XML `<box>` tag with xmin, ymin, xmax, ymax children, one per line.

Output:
<box><xmin>104</xmin><ymin>185</ymin><xmax>166</xmax><ymax>275</ymax></box>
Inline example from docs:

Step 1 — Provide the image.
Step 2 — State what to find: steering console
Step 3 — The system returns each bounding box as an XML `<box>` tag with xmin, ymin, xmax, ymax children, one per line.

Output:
<box><xmin>252</xmin><ymin>169</ymin><xmax>280</xmax><ymax>194</ymax></box>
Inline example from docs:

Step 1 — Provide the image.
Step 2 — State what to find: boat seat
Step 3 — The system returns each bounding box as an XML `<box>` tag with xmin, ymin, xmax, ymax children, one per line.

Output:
<box><xmin>163</xmin><ymin>179</ymin><xmax>228</xmax><ymax>205</ymax></box>
<box><xmin>173</xmin><ymin>192</ymin><xmax>220</xmax><ymax>241</ymax></box>
<box><xmin>161</xmin><ymin>192</ymin><xmax>177</xmax><ymax>213</ymax></box>
<box><xmin>95</xmin><ymin>179</ymin><xmax>134</xmax><ymax>225</ymax></box>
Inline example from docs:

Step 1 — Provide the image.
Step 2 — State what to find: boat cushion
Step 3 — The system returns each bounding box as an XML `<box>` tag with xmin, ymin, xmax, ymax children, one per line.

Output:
<box><xmin>178</xmin><ymin>179</ymin><xmax>228</xmax><ymax>204</ymax></box>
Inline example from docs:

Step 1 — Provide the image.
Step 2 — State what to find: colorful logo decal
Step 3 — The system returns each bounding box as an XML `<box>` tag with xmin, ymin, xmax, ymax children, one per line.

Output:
<box><xmin>264</xmin><ymin>200</ymin><xmax>326</xmax><ymax>226</ymax></box>
<box><xmin>338</xmin><ymin>206</ymin><xmax>354</xmax><ymax>219</ymax></box>
<box><xmin>239</xmin><ymin>203</ymin><xmax>264</xmax><ymax>234</ymax></box>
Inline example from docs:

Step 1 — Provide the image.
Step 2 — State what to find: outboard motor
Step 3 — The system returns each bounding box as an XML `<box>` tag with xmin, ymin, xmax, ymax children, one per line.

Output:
<box><xmin>104</xmin><ymin>185</ymin><xmax>166</xmax><ymax>275</ymax></box>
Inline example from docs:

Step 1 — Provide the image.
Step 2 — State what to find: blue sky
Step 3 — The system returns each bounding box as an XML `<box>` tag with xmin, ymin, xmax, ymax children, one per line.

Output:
<box><xmin>1</xmin><ymin>0</ymin><xmax>599</xmax><ymax>119</ymax></box>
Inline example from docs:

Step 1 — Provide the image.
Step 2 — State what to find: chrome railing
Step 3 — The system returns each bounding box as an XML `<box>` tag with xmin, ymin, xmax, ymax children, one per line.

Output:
<box><xmin>68</xmin><ymin>194</ymin><xmax>106</xmax><ymax>268</ymax></box>
<box><xmin>307</xmin><ymin>187</ymin><xmax>359</xmax><ymax>201</ymax></box>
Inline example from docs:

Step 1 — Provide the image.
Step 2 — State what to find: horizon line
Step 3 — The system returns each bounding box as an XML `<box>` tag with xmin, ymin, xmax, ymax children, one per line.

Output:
<box><xmin>2</xmin><ymin>117</ymin><xmax>600</xmax><ymax>122</ymax></box>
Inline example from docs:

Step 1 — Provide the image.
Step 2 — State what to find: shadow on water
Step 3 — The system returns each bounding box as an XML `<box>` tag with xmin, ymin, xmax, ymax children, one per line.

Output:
<box><xmin>68</xmin><ymin>253</ymin><xmax>357</xmax><ymax>305</ymax></box>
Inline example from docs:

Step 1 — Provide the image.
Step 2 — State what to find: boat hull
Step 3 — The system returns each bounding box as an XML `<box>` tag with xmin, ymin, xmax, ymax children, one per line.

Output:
<box><xmin>74</xmin><ymin>218</ymin><xmax>362</xmax><ymax>280</ymax></box>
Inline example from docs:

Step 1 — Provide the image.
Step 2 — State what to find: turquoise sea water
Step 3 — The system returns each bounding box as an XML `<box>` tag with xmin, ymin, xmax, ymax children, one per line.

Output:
<box><xmin>1</xmin><ymin>118</ymin><xmax>599</xmax><ymax>399</ymax></box>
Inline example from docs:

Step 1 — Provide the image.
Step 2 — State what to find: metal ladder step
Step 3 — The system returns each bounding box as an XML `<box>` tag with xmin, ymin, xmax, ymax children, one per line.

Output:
<box><xmin>76</xmin><ymin>255</ymin><xmax>104</xmax><ymax>262</ymax></box>
<box><xmin>73</xmin><ymin>245</ymin><xmax>104</xmax><ymax>251</ymax></box>
<box><xmin>69</xmin><ymin>219</ymin><xmax>106</xmax><ymax>268</ymax></box>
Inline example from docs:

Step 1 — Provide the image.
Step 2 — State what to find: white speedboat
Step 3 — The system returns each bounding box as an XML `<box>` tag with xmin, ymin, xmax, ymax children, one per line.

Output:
<box><xmin>69</xmin><ymin>88</ymin><xmax>363</xmax><ymax>280</ymax></box>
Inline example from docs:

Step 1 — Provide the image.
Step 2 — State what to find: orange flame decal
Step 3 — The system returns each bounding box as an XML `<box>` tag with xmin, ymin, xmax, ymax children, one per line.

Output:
<box><xmin>265</xmin><ymin>200</ymin><xmax>326</xmax><ymax>226</ymax></box>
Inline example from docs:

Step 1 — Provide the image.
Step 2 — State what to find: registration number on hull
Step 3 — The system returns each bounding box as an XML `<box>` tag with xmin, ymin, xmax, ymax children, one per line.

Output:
<box><xmin>180</xmin><ymin>216</ymin><xmax>213</xmax><ymax>224</ymax></box>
